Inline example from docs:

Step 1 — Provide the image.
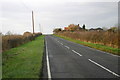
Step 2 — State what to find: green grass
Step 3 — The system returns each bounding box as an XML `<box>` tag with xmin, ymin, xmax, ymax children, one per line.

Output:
<box><xmin>2</xmin><ymin>35</ymin><xmax>44</xmax><ymax>78</ymax></box>
<box><xmin>54</xmin><ymin>34</ymin><xmax>120</xmax><ymax>56</ymax></box>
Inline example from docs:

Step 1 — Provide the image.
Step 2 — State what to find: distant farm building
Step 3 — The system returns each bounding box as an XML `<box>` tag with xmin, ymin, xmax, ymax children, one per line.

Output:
<box><xmin>89</xmin><ymin>28</ymin><xmax>103</xmax><ymax>32</ymax></box>
<box><xmin>64</xmin><ymin>24</ymin><xmax>82</xmax><ymax>31</ymax></box>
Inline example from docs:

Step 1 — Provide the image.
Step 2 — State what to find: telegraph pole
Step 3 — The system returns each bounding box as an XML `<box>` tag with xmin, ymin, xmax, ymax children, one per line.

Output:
<box><xmin>39</xmin><ymin>24</ymin><xmax>41</xmax><ymax>32</ymax></box>
<box><xmin>32</xmin><ymin>11</ymin><xmax>35</xmax><ymax>34</ymax></box>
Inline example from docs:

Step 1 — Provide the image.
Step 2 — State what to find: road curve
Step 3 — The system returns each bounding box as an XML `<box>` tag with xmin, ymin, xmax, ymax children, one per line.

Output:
<box><xmin>43</xmin><ymin>35</ymin><xmax>119</xmax><ymax>78</ymax></box>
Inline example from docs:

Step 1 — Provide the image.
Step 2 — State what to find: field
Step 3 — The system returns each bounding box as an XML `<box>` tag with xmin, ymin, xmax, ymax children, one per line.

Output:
<box><xmin>2</xmin><ymin>35</ymin><xmax>44</xmax><ymax>78</ymax></box>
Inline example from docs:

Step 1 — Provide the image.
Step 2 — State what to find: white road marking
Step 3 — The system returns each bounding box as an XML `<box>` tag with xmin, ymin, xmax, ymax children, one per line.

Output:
<box><xmin>57</xmin><ymin>41</ymin><xmax>61</xmax><ymax>44</ymax></box>
<box><xmin>88</xmin><ymin>59</ymin><xmax>120</xmax><ymax>77</ymax></box>
<box><xmin>72</xmin><ymin>50</ymin><xmax>82</xmax><ymax>56</ymax></box>
<box><xmin>46</xmin><ymin>40</ymin><xmax>52</xmax><ymax>80</ymax></box>
<box><xmin>60</xmin><ymin>43</ymin><xmax>63</xmax><ymax>45</ymax></box>
<box><xmin>56</xmin><ymin>40</ymin><xmax>64</xmax><ymax>45</ymax></box>
<box><xmin>64</xmin><ymin>46</ymin><xmax>70</xmax><ymax>49</ymax></box>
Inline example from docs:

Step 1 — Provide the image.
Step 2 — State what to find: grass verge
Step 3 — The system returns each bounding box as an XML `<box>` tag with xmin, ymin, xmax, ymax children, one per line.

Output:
<box><xmin>2</xmin><ymin>35</ymin><xmax>44</xmax><ymax>78</ymax></box>
<box><xmin>54</xmin><ymin>34</ymin><xmax>120</xmax><ymax>56</ymax></box>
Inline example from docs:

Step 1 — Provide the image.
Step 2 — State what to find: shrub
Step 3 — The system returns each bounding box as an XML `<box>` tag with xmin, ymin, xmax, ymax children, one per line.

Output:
<box><xmin>2</xmin><ymin>32</ymin><xmax>42</xmax><ymax>52</ymax></box>
<box><xmin>57</xmin><ymin>31</ymin><xmax>118</xmax><ymax>48</ymax></box>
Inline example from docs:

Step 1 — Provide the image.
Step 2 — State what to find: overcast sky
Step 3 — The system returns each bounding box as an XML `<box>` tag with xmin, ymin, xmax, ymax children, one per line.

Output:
<box><xmin>0</xmin><ymin>0</ymin><xmax>119</xmax><ymax>34</ymax></box>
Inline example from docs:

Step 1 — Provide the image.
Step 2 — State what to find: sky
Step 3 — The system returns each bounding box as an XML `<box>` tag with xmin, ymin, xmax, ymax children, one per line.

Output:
<box><xmin>0</xmin><ymin>0</ymin><xmax>119</xmax><ymax>34</ymax></box>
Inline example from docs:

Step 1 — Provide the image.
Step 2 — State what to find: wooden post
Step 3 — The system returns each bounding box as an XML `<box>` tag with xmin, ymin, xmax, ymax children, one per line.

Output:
<box><xmin>32</xmin><ymin>11</ymin><xmax>34</xmax><ymax>34</ymax></box>
<box><xmin>39</xmin><ymin>24</ymin><xmax>41</xmax><ymax>32</ymax></box>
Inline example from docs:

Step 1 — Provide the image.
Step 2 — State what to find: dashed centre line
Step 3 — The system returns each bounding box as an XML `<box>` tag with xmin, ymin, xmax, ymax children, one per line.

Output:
<box><xmin>88</xmin><ymin>59</ymin><xmax>120</xmax><ymax>77</ymax></box>
<box><xmin>64</xmin><ymin>46</ymin><xmax>70</xmax><ymax>49</ymax></box>
<box><xmin>56</xmin><ymin>39</ymin><xmax>119</xmax><ymax>77</ymax></box>
<box><xmin>60</xmin><ymin>43</ymin><xmax>63</xmax><ymax>45</ymax></box>
<box><xmin>49</xmin><ymin>37</ymin><xmax>119</xmax><ymax>78</ymax></box>
<box><xmin>72</xmin><ymin>50</ymin><xmax>82</xmax><ymax>56</ymax></box>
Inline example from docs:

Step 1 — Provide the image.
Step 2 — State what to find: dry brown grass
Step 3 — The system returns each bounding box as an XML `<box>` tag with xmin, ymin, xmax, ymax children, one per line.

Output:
<box><xmin>2</xmin><ymin>32</ymin><xmax>42</xmax><ymax>52</ymax></box>
<box><xmin>57</xmin><ymin>31</ymin><xmax>119</xmax><ymax>48</ymax></box>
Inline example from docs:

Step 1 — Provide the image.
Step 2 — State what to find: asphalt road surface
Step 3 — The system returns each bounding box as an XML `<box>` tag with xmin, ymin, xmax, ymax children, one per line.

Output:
<box><xmin>43</xmin><ymin>35</ymin><xmax>119</xmax><ymax>79</ymax></box>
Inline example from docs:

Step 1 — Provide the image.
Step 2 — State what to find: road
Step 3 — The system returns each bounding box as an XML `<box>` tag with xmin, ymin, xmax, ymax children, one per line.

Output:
<box><xmin>43</xmin><ymin>35</ymin><xmax>119</xmax><ymax>78</ymax></box>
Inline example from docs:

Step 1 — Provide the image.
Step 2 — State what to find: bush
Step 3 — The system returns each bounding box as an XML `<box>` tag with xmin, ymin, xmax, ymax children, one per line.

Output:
<box><xmin>57</xmin><ymin>31</ymin><xmax>118</xmax><ymax>48</ymax></box>
<box><xmin>2</xmin><ymin>32</ymin><xmax>42</xmax><ymax>52</ymax></box>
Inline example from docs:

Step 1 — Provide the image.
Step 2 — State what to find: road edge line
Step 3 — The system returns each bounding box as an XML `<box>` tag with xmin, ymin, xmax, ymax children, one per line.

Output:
<box><xmin>45</xmin><ymin>39</ymin><xmax>52</xmax><ymax>80</ymax></box>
